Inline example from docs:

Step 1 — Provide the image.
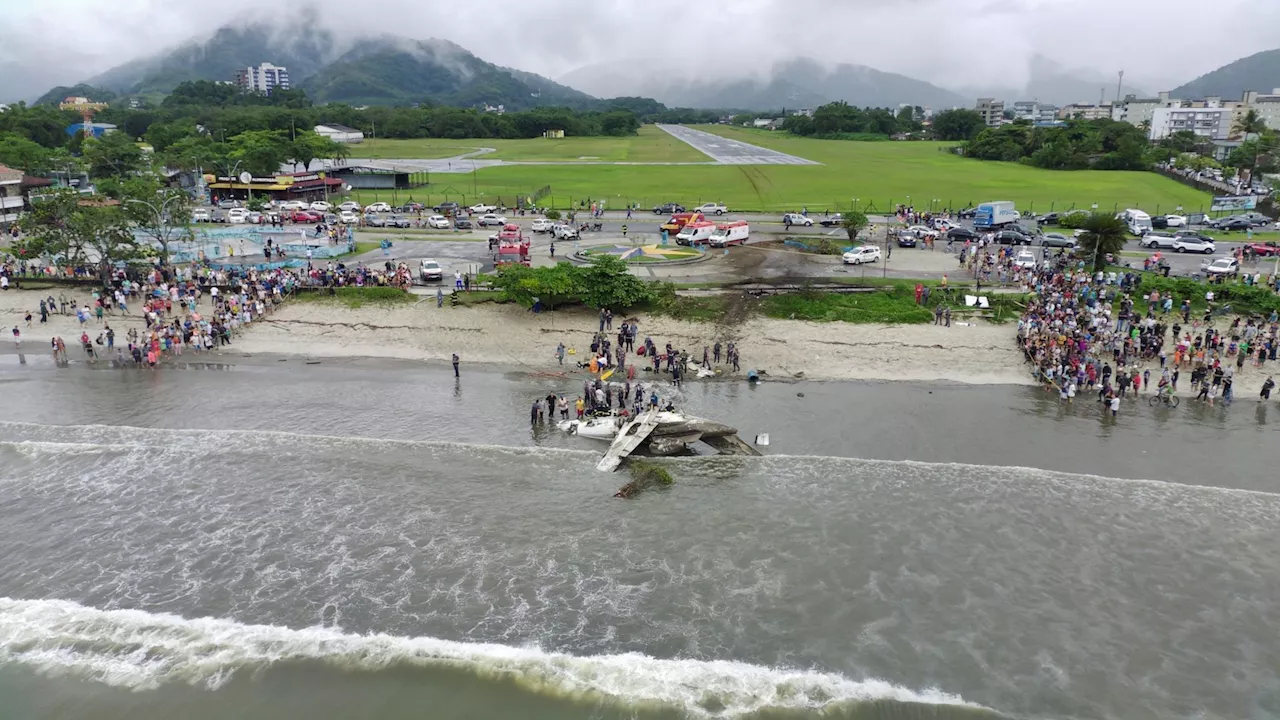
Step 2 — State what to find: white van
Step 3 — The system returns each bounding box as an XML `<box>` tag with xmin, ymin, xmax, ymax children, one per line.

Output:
<box><xmin>1119</xmin><ymin>208</ymin><xmax>1152</xmax><ymax>236</ymax></box>
<box><xmin>708</xmin><ymin>221</ymin><xmax>749</xmax><ymax>247</ymax></box>
<box><xmin>675</xmin><ymin>221</ymin><xmax>717</xmax><ymax>246</ymax></box>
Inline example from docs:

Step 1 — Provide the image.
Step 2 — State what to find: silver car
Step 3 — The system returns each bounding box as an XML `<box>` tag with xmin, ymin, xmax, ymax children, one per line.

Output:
<box><xmin>1139</xmin><ymin>232</ymin><xmax>1178</xmax><ymax>249</ymax></box>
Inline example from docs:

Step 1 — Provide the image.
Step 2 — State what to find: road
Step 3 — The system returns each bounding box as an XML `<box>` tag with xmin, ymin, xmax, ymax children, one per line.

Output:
<box><xmin>654</xmin><ymin>125</ymin><xmax>820</xmax><ymax>166</ymax></box>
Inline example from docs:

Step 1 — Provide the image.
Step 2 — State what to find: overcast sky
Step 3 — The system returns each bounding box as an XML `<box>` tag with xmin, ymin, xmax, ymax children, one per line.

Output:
<box><xmin>1</xmin><ymin>0</ymin><xmax>1277</xmax><ymax>102</ymax></box>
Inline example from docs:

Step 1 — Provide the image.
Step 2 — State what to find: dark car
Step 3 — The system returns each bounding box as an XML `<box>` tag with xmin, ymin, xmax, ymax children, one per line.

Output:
<box><xmin>1008</xmin><ymin>223</ymin><xmax>1040</xmax><ymax>237</ymax></box>
<box><xmin>1217</xmin><ymin>219</ymin><xmax>1253</xmax><ymax>232</ymax></box>
<box><xmin>946</xmin><ymin>227</ymin><xmax>978</xmax><ymax>241</ymax></box>
<box><xmin>365</xmin><ymin>214</ymin><xmax>387</xmax><ymax>227</ymax></box>
<box><xmin>895</xmin><ymin>233</ymin><xmax>918</xmax><ymax>248</ymax></box>
<box><xmin>995</xmin><ymin>229</ymin><xmax>1033</xmax><ymax>245</ymax></box>
<box><xmin>400</xmin><ymin>202</ymin><xmax>425</xmax><ymax>213</ymax></box>
<box><xmin>453</xmin><ymin>218</ymin><xmax>473</xmax><ymax>230</ymax></box>
<box><xmin>434</xmin><ymin>201</ymin><xmax>461</xmax><ymax>215</ymax></box>
<box><xmin>1150</xmin><ymin>215</ymin><xmax>1170</xmax><ymax>229</ymax></box>
<box><xmin>388</xmin><ymin>214</ymin><xmax>412</xmax><ymax>228</ymax></box>
<box><xmin>1037</xmin><ymin>212</ymin><xmax>1060</xmax><ymax>226</ymax></box>
<box><xmin>653</xmin><ymin>202</ymin><xmax>685</xmax><ymax>214</ymax></box>
<box><xmin>819</xmin><ymin>214</ymin><xmax>844</xmax><ymax>227</ymax></box>
<box><xmin>957</xmin><ymin>207</ymin><xmax>977</xmax><ymax>219</ymax></box>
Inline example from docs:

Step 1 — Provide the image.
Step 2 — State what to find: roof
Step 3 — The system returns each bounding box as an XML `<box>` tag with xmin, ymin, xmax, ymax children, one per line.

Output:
<box><xmin>0</xmin><ymin>163</ymin><xmax>21</xmax><ymax>183</ymax></box>
<box><xmin>315</xmin><ymin>124</ymin><xmax>362</xmax><ymax>134</ymax></box>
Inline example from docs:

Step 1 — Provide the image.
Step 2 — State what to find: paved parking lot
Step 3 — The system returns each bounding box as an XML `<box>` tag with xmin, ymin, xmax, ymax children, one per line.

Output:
<box><xmin>655</xmin><ymin>125</ymin><xmax>820</xmax><ymax>166</ymax></box>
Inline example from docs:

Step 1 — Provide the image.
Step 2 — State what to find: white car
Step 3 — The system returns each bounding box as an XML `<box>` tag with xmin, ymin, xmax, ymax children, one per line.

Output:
<box><xmin>551</xmin><ymin>223</ymin><xmax>579</xmax><ymax>240</ymax></box>
<box><xmin>470</xmin><ymin>203</ymin><xmax>498</xmax><ymax>214</ymax></box>
<box><xmin>227</xmin><ymin>208</ymin><xmax>248</xmax><ymax>223</ymax></box>
<box><xmin>1203</xmin><ymin>257</ymin><xmax>1239</xmax><ymax>276</ymax></box>
<box><xmin>1139</xmin><ymin>232</ymin><xmax>1179</xmax><ymax>249</ymax></box>
<box><xmin>783</xmin><ymin>213</ymin><xmax>813</xmax><ymax>227</ymax></box>
<box><xmin>531</xmin><ymin>218</ymin><xmax>554</xmax><ymax>233</ymax></box>
<box><xmin>1013</xmin><ymin>250</ymin><xmax>1037</xmax><ymax>269</ymax></box>
<box><xmin>365</xmin><ymin>202</ymin><xmax>392</xmax><ymax>213</ymax></box>
<box><xmin>310</xmin><ymin>201</ymin><xmax>332</xmax><ymax>212</ymax></box>
<box><xmin>337</xmin><ymin>201</ymin><xmax>361</xmax><ymax>212</ymax></box>
<box><xmin>426</xmin><ymin>215</ymin><xmax>451</xmax><ymax>229</ymax></box>
<box><xmin>279</xmin><ymin>200</ymin><xmax>308</xmax><ymax>211</ymax></box>
<box><xmin>477</xmin><ymin>213</ymin><xmax>507</xmax><ymax>227</ymax></box>
<box><xmin>1163</xmin><ymin>214</ymin><xmax>1187</xmax><ymax>227</ymax></box>
<box><xmin>247</xmin><ymin>211</ymin><xmax>264</xmax><ymax>224</ymax></box>
<box><xmin>191</xmin><ymin>208</ymin><xmax>211</xmax><ymax>222</ymax></box>
<box><xmin>905</xmin><ymin>225</ymin><xmax>938</xmax><ymax>238</ymax></box>
<box><xmin>695</xmin><ymin>203</ymin><xmax>728</xmax><ymax>215</ymax></box>
<box><xmin>1173</xmin><ymin>236</ymin><xmax>1216</xmax><ymax>254</ymax></box>
<box><xmin>339</xmin><ymin>210</ymin><xmax>359</xmax><ymax>224</ymax></box>
<box><xmin>842</xmin><ymin>245</ymin><xmax>882</xmax><ymax>265</ymax></box>
<box><xmin>419</xmin><ymin>259</ymin><xmax>444</xmax><ymax>282</ymax></box>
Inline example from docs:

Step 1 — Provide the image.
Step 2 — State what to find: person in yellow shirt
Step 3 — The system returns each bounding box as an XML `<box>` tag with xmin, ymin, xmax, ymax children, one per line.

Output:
<box><xmin>575</xmin><ymin>397</ymin><xmax>585</xmax><ymax>419</ymax></box>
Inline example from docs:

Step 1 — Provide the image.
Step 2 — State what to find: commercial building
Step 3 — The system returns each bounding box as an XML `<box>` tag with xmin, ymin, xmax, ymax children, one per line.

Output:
<box><xmin>0</xmin><ymin>164</ymin><xmax>23</xmax><ymax>225</ymax></box>
<box><xmin>314</xmin><ymin>124</ymin><xmax>365</xmax><ymax>144</ymax></box>
<box><xmin>975</xmin><ymin>98</ymin><xmax>1004</xmax><ymax>127</ymax></box>
<box><xmin>204</xmin><ymin>171</ymin><xmax>342</xmax><ymax>203</ymax></box>
<box><xmin>235</xmin><ymin>63</ymin><xmax>290</xmax><ymax>95</ymax></box>
<box><xmin>1058</xmin><ymin>103</ymin><xmax>1113</xmax><ymax>121</ymax></box>
<box><xmin>1149</xmin><ymin>107</ymin><xmax>1234</xmax><ymax>141</ymax></box>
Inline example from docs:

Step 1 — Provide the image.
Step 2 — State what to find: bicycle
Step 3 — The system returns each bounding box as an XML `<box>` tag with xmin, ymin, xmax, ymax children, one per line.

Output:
<box><xmin>1149</xmin><ymin>393</ymin><xmax>1181</xmax><ymax>409</ymax></box>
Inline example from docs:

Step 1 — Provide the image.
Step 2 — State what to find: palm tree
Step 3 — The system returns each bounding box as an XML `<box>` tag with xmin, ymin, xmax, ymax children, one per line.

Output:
<box><xmin>1077</xmin><ymin>213</ymin><xmax>1128</xmax><ymax>272</ymax></box>
<box><xmin>1233</xmin><ymin>109</ymin><xmax>1266</xmax><ymax>138</ymax></box>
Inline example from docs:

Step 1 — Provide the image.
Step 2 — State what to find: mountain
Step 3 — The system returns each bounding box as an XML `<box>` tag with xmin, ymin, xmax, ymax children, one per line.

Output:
<box><xmin>558</xmin><ymin>57</ymin><xmax>963</xmax><ymax>111</ymax></box>
<box><xmin>34</xmin><ymin>83</ymin><xmax>117</xmax><ymax>106</ymax></box>
<box><xmin>1172</xmin><ymin>49</ymin><xmax>1280</xmax><ymax>99</ymax></box>
<box><xmin>84</xmin><ymin>22</ymin><xmax>339</xmax><ymax>96</ymax></box>
<box><xmin>957</xmin><ymin>54</ymin><xmax>1148</xmax><ymax>107</ymax></box>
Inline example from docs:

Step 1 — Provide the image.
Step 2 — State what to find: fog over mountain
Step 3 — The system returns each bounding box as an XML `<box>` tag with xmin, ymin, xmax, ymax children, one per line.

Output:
<box><xmin>2</xmin><ymin>0</ymin><xmax>1277</xmax><ymax>105</ymax></box>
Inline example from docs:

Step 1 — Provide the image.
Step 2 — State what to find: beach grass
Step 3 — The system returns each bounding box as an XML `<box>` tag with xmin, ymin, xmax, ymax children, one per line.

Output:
<box><xmin>356</xmin><ymin>125</ymin><xmax>1212</xmax><ymax>214</ymax></box>
<box><xmin>356</xmin><ymin>126</ymin><xmax>710</xmax><ymax>163</ymax></box>
<box><xmin>291</xmin><ymin>286</ymin><xmax>414</xmax><ymax>309</ymax></box>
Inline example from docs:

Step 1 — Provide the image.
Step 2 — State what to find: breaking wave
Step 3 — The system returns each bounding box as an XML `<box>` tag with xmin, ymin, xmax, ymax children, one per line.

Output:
<box><xmin>0</xmin><ymin>598</ymin><xmax>985</xmax><ymax>718</ymax></box>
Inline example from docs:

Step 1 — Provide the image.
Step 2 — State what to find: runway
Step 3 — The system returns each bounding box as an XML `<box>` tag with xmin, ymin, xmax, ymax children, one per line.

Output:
<box><xmin>655</xmin><ymin>124</ymin><xmax>821</xmax><ymax>165</ymax></box>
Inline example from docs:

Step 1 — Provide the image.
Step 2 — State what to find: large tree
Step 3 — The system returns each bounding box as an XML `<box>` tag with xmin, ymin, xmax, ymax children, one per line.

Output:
<box><xmin>102</xmin><ymin>172</ymin><xmax>195</xmax><ymax>266</ymax></box>
<box><xmin>840</xmin><ymin>210</ymin><xmax>869</xmax><ymax>241</ymax></box>
<box><xmin>226</xmin><ymin>129</ymin><xmax>292</xmax><ymax>176</ymax></box>
<box><xmin>15</xmin><ymin>189</ymin><xmax>145</xmax><ymax>272</ymax></box>
<box><xmin>0</xmin><ymin>132</ymin><xmax>54</xmax><ymax>173</ymax></box>
<box><xmin>931</xmin><ymin>109</ymin><xmax>985</xmax><ymax>141</ymax></box>
<box><xmin>287</xmin><ymin>130</ymin><xmax>346</xmax><ymax>171</ymax></box>
<box><xmin>1076</xmin><ymin>213</ymin><xmax>1128</xmax><ymax>272</ymax></box>
<box><xmin>163</xmin><ymin>134</ymin><xmax>227</xmax><ymax>172</ymax></box>
<box><xmin>82</xmin><ymin>130</ymin><xmax>145</xmax><ymax>179</ymax></box>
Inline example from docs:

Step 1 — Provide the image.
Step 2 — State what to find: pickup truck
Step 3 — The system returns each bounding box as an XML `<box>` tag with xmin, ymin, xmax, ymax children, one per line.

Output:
<box><xmin>694</xmin><ymin>203</ymin><xmax>728</xmax><ymax>215</ymax></box>
<box><xmin>653</xmin><ymin>202</ymin><xmax>685</xmax><ymax>214</ymax></box>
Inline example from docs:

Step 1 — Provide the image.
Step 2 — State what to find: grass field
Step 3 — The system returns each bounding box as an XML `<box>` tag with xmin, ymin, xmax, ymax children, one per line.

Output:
<box><xmin>342</xmin><ymin>124</ymin><xmax>1214</xmax><ymax>214</ymax></box>
<box><xmin>356</xmin><ymin>126</ymin><xmax>709</xmax><ymax>163</ymax></box>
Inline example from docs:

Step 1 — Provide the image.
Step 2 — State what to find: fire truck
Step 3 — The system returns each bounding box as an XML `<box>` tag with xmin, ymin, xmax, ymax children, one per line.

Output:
<box><xmin>494</xmin><ymin>223</ymin><xmax>530</xmax><ymax>267</ymax></box>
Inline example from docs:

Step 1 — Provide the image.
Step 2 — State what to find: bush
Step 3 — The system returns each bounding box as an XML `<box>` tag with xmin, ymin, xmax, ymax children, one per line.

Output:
<box><xmin>545</xmin><ymin>209</ymin><xmax>561</xmax><ymax>220</ymax></box>
<box><xmin>292</xmin><ymin>286</ymin><xmax>413</xmax><ymax>309</ymax></box>
<box><xmin>761</xmin><ymin>290</ymin><xmax>933</xmax><ymax>324</ymax></box>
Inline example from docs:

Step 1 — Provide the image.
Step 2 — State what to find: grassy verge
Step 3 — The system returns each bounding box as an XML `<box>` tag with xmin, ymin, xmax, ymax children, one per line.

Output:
<box><xmin>291</xmin><ymin>286</ymin><xmax>414</xmax><ymax>309</ymax></box>
<box><xmin>335</xmin><ymin>241</ymin><xmax>382</xmax><ymax>258</ymax></box>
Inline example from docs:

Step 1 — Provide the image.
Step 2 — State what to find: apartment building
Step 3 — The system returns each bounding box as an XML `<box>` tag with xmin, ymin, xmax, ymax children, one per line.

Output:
<box><xmin>1012</xmin><ymin>101</ymin><xmax>1059</xmax><ymax>125</ymax></box>
<box><xmin>235</xmin><ymin>63</ymin><xmax>291</xmax><ymax>95</ymax></box>
<box><xmin>975</xmin><ymin>98</ymin><xmax>1004</xmax><ymax>127</ymax></box>
<box><xmin>1148</xmin><ymin>107</ymin><xmax>1234</xmax><ymax>141</ymax></box>
<box><xmin>1058</xmin><ymin>103</ymin><xmax>1114</xmax><ymax>121</ymax></box>
<box><xmin>0</xmin><ymin>163</ymin><xmax>24</xmax><ymax>225</ymax></box>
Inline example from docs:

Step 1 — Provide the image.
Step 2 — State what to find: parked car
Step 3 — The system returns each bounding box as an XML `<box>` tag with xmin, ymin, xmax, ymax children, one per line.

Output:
<box><xmin>426</xmin><ymin>215</ymin><xmax>451</xmax><ymax>229</ymax></box>
<box><xmin>279</xmin><ymin>200</ymin><xmax>308</xmax><ymax>211</ymax></box>
<box><xmin>957</xmin><ymin>207</ymin><xmax>977</xmax><ymax>219</ymax></box>
<box><xmin>434</xmin><ymin>201</ymin><xmax>461</xmax><ymax>215</ymax></box>
<box><xmin>895</xmin><ymin>232</ymin><xmax>917</xmax><ymax>248</ymax></box>
<box><xmin>1203</xmin><ymin>257</ymin><xmax>1240</xmax><ymax>276</ymax></box>
<box><xmin>212</xmin><ymin>209</ymin><xmax>230</xmax><ymax>223</ymax></box>
<box><xmin>400</xmin><ymin>202</ymin><xmax>425</xmax><ymax>213</ymax></box>
<box><xmin>246</xmin><ymin>211</ymin><xmax>264</xmax><ymax>224</ymax></box>
<box><xmin>217</xmin><ymin>199</ymin><xmax>242</xmax><ymax>209</ymax></box>
<box><xmin>946</xmin><ymin>227</ymin><xmax>978</xmax><ymax>241</ymax></box>
<box><xmin>1037</xmin><ymin>212</ymin><xmax>1060</xmax><ymax>226</ymax></box>
<box><xmin>842</xmin><ymin>245</ymin><xmax>882</xmax><ymax>265</ymax></box>
<box><xmin>1173</xmin><ymin>236</ymin><xmax>1216</xmax><ymax>253</ymax></box>
<box><xmin>652</xmin><ymin>202</ymin><xmax>685</xmax><ymax>214</ymax></box>
<box><xmin>819</xmin><ymin>214</ymin><xmax>845</xmax><ymax>227</ymax></box>
<box><xmin>191</xmin><ymin>208</ymin><xmax>211</xmax><ymax>222</ymax></box>
<box><xmin>1238</xmin><ymin>212</ymin><xmax>1273</xmax><ymax>225</ymax></box>
<box><xmin>470</xmin><ymin>203</ymin><xmax>498</xmax><ymax>214</ymax></box>
<box><xmin>453</xmin><ymin>218</ymin><xmax>473</xmax><ymax>230</ymax></box>
<box><xmin>477</xmin><ymin>213</ymin><xmax>507</xmax><ymax>227</ymax></box>
<box><xmin>1013</xmin><ymin>250</ymin><xmax>1038</xmax><ymax>269</ymax></box>
<box><xmin>1041</xmin><ymin>232</ymin><xmax>1076</xmax><ymax>248</ymax></box>
<box><xmin>1248</xmin><ymin>241</ymin><xmax>1280</xmax><ymax>256</ymax></box>
<box><xmin>338</xmin><ymin>201</ymin><xmax>362</xmax><ymax>212</ymax></box>
<box><xmin>419</xmin><ymin>259</ymin><xmax>444</xmax><ymax>282</ymax></box>
<box><xmin>694</xmin><ymin>202</ymin><xmax>728</xmax><ymax>215</ymax></box>
<box><xmin>365</xmin><ymin>214</ymin><xmax>387</xmax><ymax>227</ymax></box>
<box><xmin>1139</xmin><ymin>232</ymin><xmax>1179</xmax><ymax>249</ymax></box>
<box><xmin>310</xmin><ymin>201</ymin><xmax>333</xmax><ymax>212</ymax></box>
<box><xmin>1163</xmin><ymin>214</ymin><xmax>1187</xmax><ymax>227</ymax></box>
<box><xmin>782</xmin><ymin>213</ymin><xmax>813</xmax><ymax>227</ymax></box>
<box><xmin>995</xmin><ymin>229</ymin><xmax>1032</xmax><ymax>245</ymax></box>
<box><xmin>365</xmin><ymin>202</ymin><xmax>392</xmax><ymax>213</ymax></box>
<box><xmin>388</xmin><ymin>214</ymin><xmax>412</xmax><ymax>228</ymax></box>
<box><xmin>531</xmin><ymin>218</ymin><xmax>554</xmax><ymax>233</ymax></box>
<box><xmin>904</xmin><ymin>225</ymin><xmax>937</xmax><ymax>238</ymax></box>
<box><xmin>323</xmin><ymin>213</ymin><xmax>339</xmax><ymax>225</ymax></box>
<box><xmin>1215</xmin><ymin>219</ymin><xmax>1253</xmax><ymax>232</ymax></box>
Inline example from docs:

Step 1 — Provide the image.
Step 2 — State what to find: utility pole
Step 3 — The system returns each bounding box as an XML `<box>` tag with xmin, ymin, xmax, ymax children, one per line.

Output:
<box><xmin>1115</xmin><ymin>70</ymin><xmax>1124</xmax><ymax>104</ymax></box>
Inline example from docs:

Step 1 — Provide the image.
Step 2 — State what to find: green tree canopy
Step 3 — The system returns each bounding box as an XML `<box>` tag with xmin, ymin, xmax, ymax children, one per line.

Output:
<box><xmin>100</xmin><ymin>172</ymin><xmax>195</xmax><ymax>266</ymax></box>
<box><xmin>227</xmin><ymin>129</ymin><xmax>292</xmax><ymax>176</ymax></box>
<box><xmin>15</xmin><ymin>189</ymin><xmax>145</xmax><ymax>271</ymax></box>
<box><xmin>82</xmin><ymin>131</ymin><xmax>145</xmax><ymax>179</ymax></box>
<box><xmin>287</xmin><ymin>130</ymin><xmax>346</xmax><ymax>171</ymax></box>
<box><xmin>1076</xmin><ymin>213</ymin><xmax>1128</xmax><ymax>272</ymax></box>
<box><xmin>840</xmin><ymin>210</ymin><xmax>869</xmax><ymax>241</ymax></box>
<box><xmin>0</xmin><ymin>132</ymin><xmax>54</xmax><ymax>173</ymax></box>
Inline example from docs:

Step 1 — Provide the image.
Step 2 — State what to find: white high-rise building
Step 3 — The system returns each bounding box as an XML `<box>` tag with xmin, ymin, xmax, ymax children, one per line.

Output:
<box><xmin>236</xmin><ymin>63</ymin><xmax>291</xmax><ymax>95</ymax></box>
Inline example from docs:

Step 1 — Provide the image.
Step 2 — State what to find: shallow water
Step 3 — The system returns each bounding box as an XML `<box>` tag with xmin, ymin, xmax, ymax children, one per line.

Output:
<box><xmin>1</xmin><ymin>356</ymin><xmax>1278</xmax><ymax>719</ymax></box>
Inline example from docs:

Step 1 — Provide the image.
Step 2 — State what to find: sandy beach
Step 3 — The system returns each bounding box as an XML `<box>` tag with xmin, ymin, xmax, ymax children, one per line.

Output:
<box><xmin>5</xmin><ymin>286</ymin><xmax>1277</xmax><ymax>397</ymax></box>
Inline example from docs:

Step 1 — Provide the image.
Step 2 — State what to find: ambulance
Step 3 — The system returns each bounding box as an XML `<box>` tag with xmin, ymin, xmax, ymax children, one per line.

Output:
<box><xmin>708</xmin><ymin>221</ymin><xmax>750</xmax><ymax>247</ymax></box>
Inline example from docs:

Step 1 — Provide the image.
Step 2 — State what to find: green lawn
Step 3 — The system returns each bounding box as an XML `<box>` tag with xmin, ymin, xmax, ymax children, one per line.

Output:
<box><xmin>340</xmin><ymin>123</ymin><xmax>1214</xmax><ymax>215</ymax></box>
<box><xmin>356</xmin><ymin>126</ymin><xmax>709</xmax><ymax>163</ymax></box>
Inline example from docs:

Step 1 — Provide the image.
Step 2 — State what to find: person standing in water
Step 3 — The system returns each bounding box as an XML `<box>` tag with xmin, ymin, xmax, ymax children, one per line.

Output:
<box><xmin>452</xmin><ymin>353</ymin><xmax>460</xmax><ymax>377</ymax></box>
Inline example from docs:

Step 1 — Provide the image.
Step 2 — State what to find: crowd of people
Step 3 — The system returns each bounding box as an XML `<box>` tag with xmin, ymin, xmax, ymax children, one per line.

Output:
<box><xmin>1016</xmin><ymin>254</ymin><xmax>1280</xmax><ymax>414</ymax></box>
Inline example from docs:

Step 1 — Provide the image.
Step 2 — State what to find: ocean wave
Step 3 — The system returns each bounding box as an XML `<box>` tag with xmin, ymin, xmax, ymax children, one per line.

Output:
<box><xmin>0</xmin><ymin>598</ymin><xmax>983</xmax><ymax>717</ymax></box>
